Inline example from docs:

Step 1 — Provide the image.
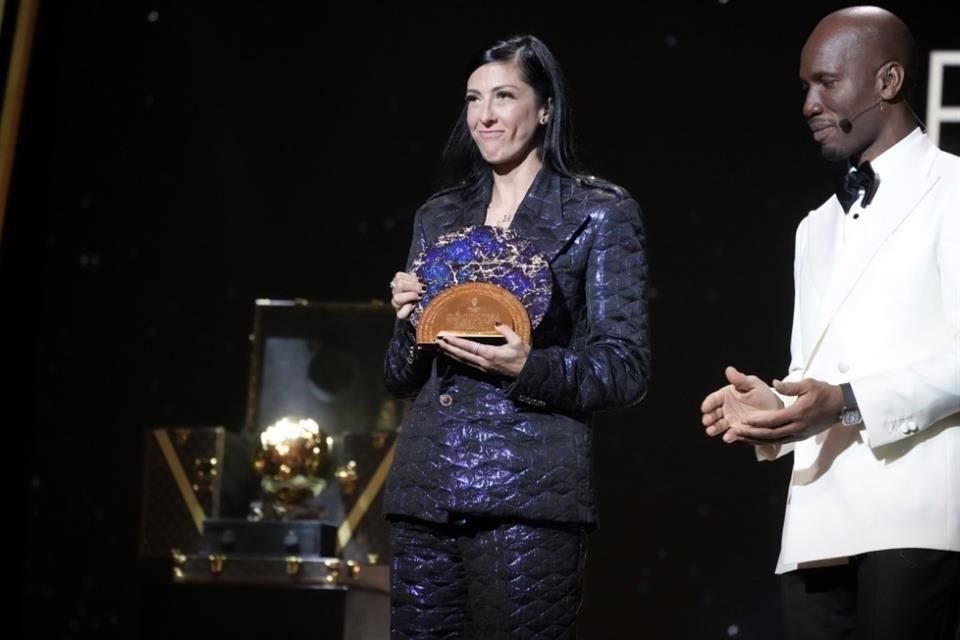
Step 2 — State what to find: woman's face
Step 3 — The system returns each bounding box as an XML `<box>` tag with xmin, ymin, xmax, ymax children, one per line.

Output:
<box><xmin>465</xmin><ymin>61</ymin><xmax>548</xmax><ymax>168</ymax></box>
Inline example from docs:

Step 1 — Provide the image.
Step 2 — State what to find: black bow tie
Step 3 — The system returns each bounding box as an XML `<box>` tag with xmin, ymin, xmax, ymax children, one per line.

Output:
<box><xmin>836</xmin><ymin>161</ymin><xmax>878</xmax><ymax>214</ymax></box>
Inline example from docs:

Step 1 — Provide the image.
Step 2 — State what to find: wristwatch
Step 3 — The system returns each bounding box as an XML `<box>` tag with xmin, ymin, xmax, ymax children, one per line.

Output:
<box><xmin>838</xmin><ymin>382</ymin><xmax>863</xmax><ymax>427</ymax></box>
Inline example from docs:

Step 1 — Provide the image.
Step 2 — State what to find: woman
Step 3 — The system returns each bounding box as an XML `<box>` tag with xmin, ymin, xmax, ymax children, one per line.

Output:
<box><xmin>384</xmin><ymin>34</ymin><xmax>650</xmax><ymax>639</ymax></box>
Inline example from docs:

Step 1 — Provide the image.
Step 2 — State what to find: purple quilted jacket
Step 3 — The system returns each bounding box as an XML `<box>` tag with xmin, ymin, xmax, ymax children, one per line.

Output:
<box><xmin>383</xmin><ymin>166</ymin><xmax>650</xmax><ymax>527</ymax></box>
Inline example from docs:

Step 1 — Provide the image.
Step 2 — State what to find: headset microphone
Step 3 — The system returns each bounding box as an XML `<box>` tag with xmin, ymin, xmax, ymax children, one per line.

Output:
<box><xmin>838</xmin><ymin>100</ymin><xmax>883</xmax><ymax>134</ymax></box>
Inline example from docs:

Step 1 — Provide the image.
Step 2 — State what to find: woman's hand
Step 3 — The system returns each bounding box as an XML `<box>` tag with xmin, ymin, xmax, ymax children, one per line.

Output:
<box><xmin>389</xmin><ymin>272</ymin><xmax>425</xmax><ymax>320</ymax></box>
<box><xmin>436</xmin><ymin>323</ymin><xmax>530</xmax><ymax>378</ymax></box>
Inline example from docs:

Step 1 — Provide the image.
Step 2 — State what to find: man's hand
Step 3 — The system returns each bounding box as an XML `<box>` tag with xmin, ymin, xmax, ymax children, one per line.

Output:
<box><xmin>731</xmin><ymin>378</ymin><xmax>844</xmax><ymax>445</ymax></box>
<box><xmin>701</xmin><ymin>366</ymin><xmax>784</xmax><ymax>443</ymax></box>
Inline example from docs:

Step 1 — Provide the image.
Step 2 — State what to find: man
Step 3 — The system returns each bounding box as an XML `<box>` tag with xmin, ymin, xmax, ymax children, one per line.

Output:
<box><xmin>700</xmin><ymin>6</ymin><xmax>959</xmax><ymax>639</ymax></box>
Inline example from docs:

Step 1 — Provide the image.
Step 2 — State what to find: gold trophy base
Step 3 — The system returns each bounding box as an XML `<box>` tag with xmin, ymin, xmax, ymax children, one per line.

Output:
<box><xmin>416</xmin><ymin>282</ymin><xmax>532</xmax><ymax>345</ymax></box>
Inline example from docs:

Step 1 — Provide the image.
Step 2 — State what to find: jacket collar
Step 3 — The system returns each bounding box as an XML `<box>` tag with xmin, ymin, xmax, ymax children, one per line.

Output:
<box><xmin>423</xmin><ymin>165</ymin><xmax>592</xmax><ymax>263</ymax></box>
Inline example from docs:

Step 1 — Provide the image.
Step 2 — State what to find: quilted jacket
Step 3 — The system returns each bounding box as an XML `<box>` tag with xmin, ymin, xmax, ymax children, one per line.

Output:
<box><xmin>383</xmin><ymin>166</ymin><xmax>650</xmax><ymax>526</ymax></box>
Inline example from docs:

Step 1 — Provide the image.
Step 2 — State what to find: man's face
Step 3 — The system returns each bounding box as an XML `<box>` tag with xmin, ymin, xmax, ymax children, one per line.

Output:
<box><xmin>799</xmin><ymin>27</ymin><xmax>882</xmax><ymax>162</ymax></box>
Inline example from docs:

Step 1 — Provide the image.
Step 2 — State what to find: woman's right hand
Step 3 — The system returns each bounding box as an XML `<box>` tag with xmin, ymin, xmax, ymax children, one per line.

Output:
<box><xmin>389</xmin><ymin>271</ymin><xmax>425</xmax><ymax>320</ymax></box>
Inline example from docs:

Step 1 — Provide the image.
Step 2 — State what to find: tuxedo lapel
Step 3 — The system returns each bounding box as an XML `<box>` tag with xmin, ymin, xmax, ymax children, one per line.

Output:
<box><xmin>805</xmin><ymin>200</ymin><xmax>842</xmax><ymax>309</ymax></box>
<box><xmin>809</xmin><ymin>139</ymin><xmax>940</xmax><ymax>353</ymax></box>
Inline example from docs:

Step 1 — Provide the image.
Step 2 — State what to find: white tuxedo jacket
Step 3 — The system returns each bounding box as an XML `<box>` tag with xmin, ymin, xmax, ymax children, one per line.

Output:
<box><xmin>762</xmin><ymin>129</ymin><xmax>960</xmax><ymax>574</ymax></box>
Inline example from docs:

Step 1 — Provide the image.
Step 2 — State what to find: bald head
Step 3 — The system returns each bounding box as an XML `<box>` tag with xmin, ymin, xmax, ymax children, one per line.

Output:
<box><xmin>806</xmin><ymin>6</ymin><xmax>918</xmax><ymax>98</ymax></box>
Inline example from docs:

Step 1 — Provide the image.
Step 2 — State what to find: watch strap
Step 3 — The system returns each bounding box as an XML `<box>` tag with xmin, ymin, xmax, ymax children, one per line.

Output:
<box><xmin>840</xmin><ymin>382</ymin><xmax>858</xmax><ymax>410</ymax></box>
<box><xmin>838</xmin><ymin>382</ymin><xmax>862</xmax><ymax>427</ymax></box>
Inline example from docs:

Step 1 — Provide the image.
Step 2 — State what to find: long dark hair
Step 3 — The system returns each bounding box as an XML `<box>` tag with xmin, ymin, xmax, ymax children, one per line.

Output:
<box><xmin>440</xmin><ymin>34</ymin><xmax>581</xmax><ymax>189</ymax></box>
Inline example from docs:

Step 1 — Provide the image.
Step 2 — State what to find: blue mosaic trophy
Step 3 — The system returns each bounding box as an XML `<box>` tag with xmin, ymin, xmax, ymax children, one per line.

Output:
<box><xmin>409</xmin><ymin>226</ymin><xmax>552</xmax><ymax>346</ymax></box>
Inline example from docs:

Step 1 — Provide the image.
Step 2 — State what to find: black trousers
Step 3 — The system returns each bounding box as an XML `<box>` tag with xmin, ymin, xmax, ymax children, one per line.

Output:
<box><xmin>780</xmin><ymin>549</ymin><xmax>960</xmax><ymax>640</ymax></box>
<box><xmin>389</xmin><ymin>516</ymin><xmax>587</xmax><ymax>640</ymax></box>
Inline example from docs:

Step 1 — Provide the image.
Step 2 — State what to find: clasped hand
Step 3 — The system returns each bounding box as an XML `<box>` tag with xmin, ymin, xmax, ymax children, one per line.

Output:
<box><xmin>389</xmin><ymin>271</ymin><xmax>530</xmax><ymax>378</ymax></box>
<box><xmin>701</xmin><ymin>366</ymin><xmax>844</xmax><ymax>445</ymax></box>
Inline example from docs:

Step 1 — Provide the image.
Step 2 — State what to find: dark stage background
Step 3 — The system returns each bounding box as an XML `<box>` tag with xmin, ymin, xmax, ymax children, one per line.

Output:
<box><xmin>6</xmin><ymin>1</ymin><xmax>959</xmax><ymax>638</ymax></box>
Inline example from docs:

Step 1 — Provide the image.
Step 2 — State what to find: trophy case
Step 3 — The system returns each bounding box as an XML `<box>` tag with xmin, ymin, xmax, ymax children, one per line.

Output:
<box><xmin>238</xmin><ymin>298</ymin><xmax>403</xmax><ymax>562</ymax></box>
<box><xmin>138</xmin><ymin>299</ymin><xmax>403</xmax><ymax>640</ymax></box>
<box><xmin>244</xmin><ymin>298</ymin><xmax>402</xmax><ymax>439</ymax></box>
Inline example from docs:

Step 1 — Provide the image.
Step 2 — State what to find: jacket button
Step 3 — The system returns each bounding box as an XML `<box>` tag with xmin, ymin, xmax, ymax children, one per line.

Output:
<box><xmin>439</xmin><ymin>393</ymin><xmax>453</xmax><ymax>407</ymax></box>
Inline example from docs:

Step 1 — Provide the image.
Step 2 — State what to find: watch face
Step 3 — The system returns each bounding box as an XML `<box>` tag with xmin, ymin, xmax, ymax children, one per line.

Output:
<box><xmin>841</xmin><ymin>409</ymin><xmax>862</xmax><ymax>426</ymax></box>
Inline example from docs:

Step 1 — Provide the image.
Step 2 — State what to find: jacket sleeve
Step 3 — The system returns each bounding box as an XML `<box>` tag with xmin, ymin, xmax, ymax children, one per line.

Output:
<box><xmin>853</xmin><ymin>188</ymin><xmax>960</xmax><ymax>448</ymax></box>
<box><xmin>506</xmin><ymin>197</ymin><xmax>650</xmax><ymax>414</ymax></box>
<box><xmin>383</xmin><ymin>206</ymin><xmax>435</xmax><ymax>397</ymax></box>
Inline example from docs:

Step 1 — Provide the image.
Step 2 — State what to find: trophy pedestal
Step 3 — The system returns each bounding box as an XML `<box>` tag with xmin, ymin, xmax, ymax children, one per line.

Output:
<box><xmin>141</xmin><ymin>561</ymin><xmax>388</xmax><ymax>640</ymax></box>
<box><xmin>201</xmin><ymin>518</ymin><xmax>337</xmax><ymax>556</ymax></box>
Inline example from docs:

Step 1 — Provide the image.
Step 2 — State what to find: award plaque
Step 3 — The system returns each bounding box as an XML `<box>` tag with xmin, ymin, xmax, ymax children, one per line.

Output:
<box><xmin>415</xmin><ymin>281</ymin><xmax>531</xmax><ymax>345</ymax></box>
<box><xmin>410</xmin><ymin>226</ymin><xmax>552</xmax><ymax>345</ymax></box>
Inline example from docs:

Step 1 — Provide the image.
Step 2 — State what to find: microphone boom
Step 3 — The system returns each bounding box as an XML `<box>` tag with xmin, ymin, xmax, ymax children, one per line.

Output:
<box><xmin>838</xmin><ymin>100</ymin><xmax>883</xmax><ymax>134</ymax></box>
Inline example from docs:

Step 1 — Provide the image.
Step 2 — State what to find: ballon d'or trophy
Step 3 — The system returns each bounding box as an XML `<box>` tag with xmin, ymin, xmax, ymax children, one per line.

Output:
<box><xmin>252</xmin><ymin>416</ymin><xmax>330</xmax><ymax>520</ymax></box>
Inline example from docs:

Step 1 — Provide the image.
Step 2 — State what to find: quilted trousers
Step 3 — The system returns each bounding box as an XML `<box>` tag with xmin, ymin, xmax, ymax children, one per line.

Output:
<box><xmin>389</xmin><ymin>515</ymin><xmax>587</xmax><ymax>639</ymax></box>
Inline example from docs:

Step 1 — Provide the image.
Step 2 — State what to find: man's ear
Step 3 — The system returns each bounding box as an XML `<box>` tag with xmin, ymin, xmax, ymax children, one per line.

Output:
<box><xmin>878</xmin><ymin>62</ymin><xmax>905</xmax><ymax>100</ymax></box>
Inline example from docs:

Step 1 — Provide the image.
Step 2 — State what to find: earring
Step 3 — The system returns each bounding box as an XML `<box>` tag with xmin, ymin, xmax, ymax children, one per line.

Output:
<box><xmin>539</xmin><ymin>115</ymin><xmax>548</xmax><ymax>125</ymax></box>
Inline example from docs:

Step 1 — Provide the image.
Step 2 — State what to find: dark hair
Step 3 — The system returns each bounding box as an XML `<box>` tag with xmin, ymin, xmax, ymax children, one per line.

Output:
<box><xmin>440</xmin><ymin>34</ymin><xmax>581</xmax><ymax>189</ymax></box>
